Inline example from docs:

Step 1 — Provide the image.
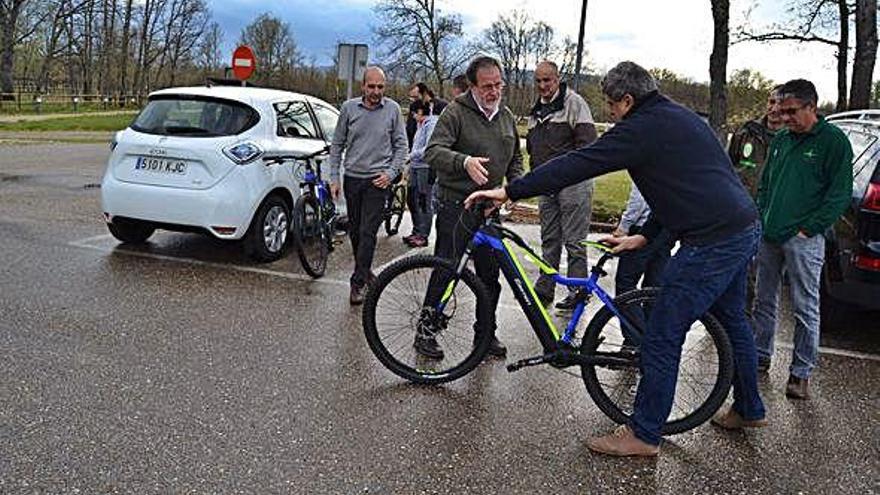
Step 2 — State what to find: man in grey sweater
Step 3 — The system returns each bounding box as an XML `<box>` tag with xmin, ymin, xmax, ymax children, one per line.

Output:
<box><xmin>328</xmin><ymin>66</ymin><xmax>408</xmax><ymax>305</ymax></box>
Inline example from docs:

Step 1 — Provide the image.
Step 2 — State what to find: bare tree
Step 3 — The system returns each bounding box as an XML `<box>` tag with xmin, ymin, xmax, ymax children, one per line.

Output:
<box><xmin>483</xmin><ymin>10</ymin><xmax>533</xmax><ymax>87</ymax></box>
<box><xmin>709</xmin><ymin>0</ymin><xmax>729</xmax><ymax>137</ymax></box>
<box><xmin>735</xmin><ymin>0</ymin><xmax>853</xmax><ymax>111</ymax></box>
<box><xmin>850</xmin><ymin>0</ymin><xmax>877</xmax><ymax>109</ymax></box>
<box><xmin>197</xmin><ymin>20</ymin><xmax>222</xmax><ymax>74</ymax></box>
<box><xmin>373</xmin><ymin>0</ymin><xmax>468</xmax><ymax>93</ymax></box>
<box><xmin>239</xmin><ymin>12</ymin><xmax>301</xmax><ymax>87</ymax></box>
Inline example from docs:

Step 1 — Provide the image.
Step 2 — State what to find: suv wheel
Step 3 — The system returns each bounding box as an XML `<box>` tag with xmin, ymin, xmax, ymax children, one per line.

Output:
<box><xmin>107</xmin><ymin>218</ymin><xmax>155</xmax><ymax>244</ymax></box>
<box><xmin>245</xmin><ymin>194</ymin><xmax>290</xmax><ymax>262</ymax></box>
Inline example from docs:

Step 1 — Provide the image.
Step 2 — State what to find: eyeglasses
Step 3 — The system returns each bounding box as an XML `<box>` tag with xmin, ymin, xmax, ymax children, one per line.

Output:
<box><xmin>778</xmin><ymin>104</ymin><xmax>808</xmax><ymax>116</ymax></box>
<box><xmin>476</xmin><ymin>81</ymin><xmax>505</xmax><ymax>93</ymax></box>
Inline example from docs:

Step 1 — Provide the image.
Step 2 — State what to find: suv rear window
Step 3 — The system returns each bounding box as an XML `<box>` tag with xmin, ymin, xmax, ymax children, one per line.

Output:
<box><xmin>131</xmin><ymin>95</ymin><xmax>260</xmax><ymax>137</ymax></box>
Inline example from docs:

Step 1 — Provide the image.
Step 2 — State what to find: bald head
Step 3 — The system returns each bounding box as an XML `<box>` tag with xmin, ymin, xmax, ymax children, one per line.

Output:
<box><xmin>535</xmin><ymin>60</ymin><xmax>560</xmax><ymax>101</ymax></box>
<box><xmin>361</xmin><ymin>66</ymin><xmax>387</xmax><ymax>108</ymax></box>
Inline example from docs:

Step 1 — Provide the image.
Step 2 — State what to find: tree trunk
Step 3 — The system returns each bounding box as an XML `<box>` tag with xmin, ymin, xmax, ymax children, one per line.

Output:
<box><xmin>118</xmin><ymin>0</ymin><xmax>133</xmax><ymax>98</ymax></box>
<box><xmin>835</xmin><ymin>0</ymin><xmax>849</xmax><ymax>111</ymax></box>
<box><xmin>709</xmin><ymin>0</ymin><xmax>730</xmax><ymax>139</ymax></box>
<box><xmin>0</xmin><ymin>1</ymin><xmax>27</xmax><ymax>95</ymax></box>
<box><xmin>850</xmin><ymin>0</ymin><xmax>878</xmax><ymax>109</ymax></box>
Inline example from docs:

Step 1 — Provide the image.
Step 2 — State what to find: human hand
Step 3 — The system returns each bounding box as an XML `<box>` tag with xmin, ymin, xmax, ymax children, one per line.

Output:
<box><xmin>330</xmin><ymin>182</ymin><xmax>340</xmax><ymax>199</ymax></box>
<box><xmin>598</xmin><ymin>234</ymin><xmax>648</xmax><ymax>254</ymax></box>
<box><xmin>372</xmin><ymin>173</ymin><xmax>392</xmax><ymax>189</ymax></box>
<box><xmin>612</xmin><ymin>227</ymin><xmax>627</xmax><ymax>238</ymax></box>
<box><xmin>464</xmin><ymin>187</ymin><xmax>509</xmax><ymax>214</ymax></box>
<box><xmin>464</xmin><ymin>156</ymin><xmax>490</xmax><ymax>185</ymax></box>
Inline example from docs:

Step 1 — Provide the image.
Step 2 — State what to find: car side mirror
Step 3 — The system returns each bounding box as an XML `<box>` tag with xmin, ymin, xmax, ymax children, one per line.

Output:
<box><xmin>285</xmin><ymin>126</ymin><xmax>301</xmax><ymax>137</ymax></box>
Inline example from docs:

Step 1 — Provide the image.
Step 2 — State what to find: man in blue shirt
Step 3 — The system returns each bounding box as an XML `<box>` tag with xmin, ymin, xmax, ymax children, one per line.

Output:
<box><xmin>466</xmin><ymin>61</ymin><xmax>767</xmax><ymax>457</ymax></box>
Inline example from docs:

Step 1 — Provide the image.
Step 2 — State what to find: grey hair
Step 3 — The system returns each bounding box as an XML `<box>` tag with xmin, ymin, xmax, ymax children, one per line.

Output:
<box><xmin>601</xmin><ymin>61</ymin><xmax>658</xmax><ymax>102</ymax></box>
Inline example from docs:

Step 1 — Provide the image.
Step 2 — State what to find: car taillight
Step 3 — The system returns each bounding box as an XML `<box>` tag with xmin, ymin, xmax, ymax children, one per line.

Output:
<box><xmin>854</xmin><ymin>253</ymin><xmax>880</xmax><ymax>271</ymax></box>
<box><xmin>863</xmin><ymin>182</ymin><xmax>880</xmax><ymax>211</ymax></box>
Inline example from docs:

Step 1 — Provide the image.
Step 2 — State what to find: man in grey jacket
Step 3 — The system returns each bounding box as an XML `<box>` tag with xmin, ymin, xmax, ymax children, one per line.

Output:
<box><xmin>528</xmin><ymin>60</ymin><xmax>598</xmax><ymax>310</ymax></box>
<box><xmin>328</xmin><ymin>66</ymin><xmax>408</xmax><ymax>305</ymax></box>
<box><xmin>419</xmin><ymin>55</ymin><xmax>524</xmax><ymax>359</ymax></box>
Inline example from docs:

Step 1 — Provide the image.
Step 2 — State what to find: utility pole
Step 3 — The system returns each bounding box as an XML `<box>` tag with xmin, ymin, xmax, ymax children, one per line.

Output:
<box><xmin>573</xmin><ymin>0</ymin><xmax>588</xmax><ymax>91</ymax></box>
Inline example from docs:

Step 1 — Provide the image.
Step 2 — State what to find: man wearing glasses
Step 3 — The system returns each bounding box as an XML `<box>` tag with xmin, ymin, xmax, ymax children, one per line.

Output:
<box><xmin>752</xmin><ymin>79</ymin><xmax>853</xmax><ymax>399</ymax></box>
<box><xmin>528</xmin><ymin>60</ymin><xmax>598</xmax><ymax>311</ymax></box>
<box><xmin>420</xmin><ymin>55</ymin><xmax>524</xmax><ymax>359</ymax></box>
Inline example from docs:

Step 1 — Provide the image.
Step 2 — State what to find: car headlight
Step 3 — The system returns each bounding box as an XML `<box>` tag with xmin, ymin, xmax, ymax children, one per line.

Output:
<box><xmin>223</xmin><ymin>142</ymin><xmax>263</xmax><ymax>164</ymax></box>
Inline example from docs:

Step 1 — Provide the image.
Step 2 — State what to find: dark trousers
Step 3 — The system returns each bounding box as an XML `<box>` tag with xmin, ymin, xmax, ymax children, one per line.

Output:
<box><xmin>343</xmin><ymin>176</ymin><xmax>387</xmax><ymax>287</ymax></box>
<box><xmin>614</xmin><ymin>227</ymin><xmax>674</xmax><ymax>295</ymax></box>
<box><xmin>425</xmin><ymin>198</ymin><xmax>501</xmax><ymax>334</ymax></box>
<box><xmin>629</xmin><ymin>222</ymin><xmax>765</xmax><ymax>445</ymax></box>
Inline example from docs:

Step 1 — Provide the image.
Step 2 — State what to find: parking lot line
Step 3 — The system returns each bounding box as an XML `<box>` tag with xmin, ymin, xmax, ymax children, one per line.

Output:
<box><xmin>68</xmin><ymin>234</ymin><xmax>880</xmax><ymax>362</ymax></box>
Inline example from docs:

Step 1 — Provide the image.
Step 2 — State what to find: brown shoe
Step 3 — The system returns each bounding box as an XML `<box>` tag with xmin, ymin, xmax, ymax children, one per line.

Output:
<box><xmin>711</xmin><ymin>406</ymin><xmax>769</xmax><ymax>430</ymax></box>
<box><xmin>586</xmin><ymin>425</ymin><xmax>659</xmax><ymax>457</ymax></box>
<box><xmin>349</xmin><ymin>284</ymin><xmax>365</xmax><ymax>305</ymax></box>
<box><xmin>785</xmin><ymin>375</ymin><xmax>810</xmax><ymax>400</ymax></box>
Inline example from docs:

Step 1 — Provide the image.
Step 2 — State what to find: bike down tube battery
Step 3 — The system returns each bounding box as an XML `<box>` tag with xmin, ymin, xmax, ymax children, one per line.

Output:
<box><xmin>500</xmin><ymin>238</ymin><xmax>559</xmax><ymax>340</ymax></box>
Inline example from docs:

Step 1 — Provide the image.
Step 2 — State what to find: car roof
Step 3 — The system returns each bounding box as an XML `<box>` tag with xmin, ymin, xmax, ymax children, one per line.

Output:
<box><xmin>827</xmin><ymin>109</ymin><xmax>880</xmax><ymax>122</ymax></box>
<box><xmin>148</xmin><ymin>85</ymin><xmax>334</xmax><ymax>107</ymax></box>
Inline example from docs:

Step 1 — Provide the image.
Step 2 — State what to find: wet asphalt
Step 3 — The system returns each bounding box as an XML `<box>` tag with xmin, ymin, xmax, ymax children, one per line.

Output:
<box><xmin>0</xmin><ymin>142</ymin><xmax>878</xmax><ymax>494</ymax></box>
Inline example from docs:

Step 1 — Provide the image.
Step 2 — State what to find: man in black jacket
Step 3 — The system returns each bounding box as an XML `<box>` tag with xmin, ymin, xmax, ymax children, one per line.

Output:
<box><xmin>466</xmin><ymin>61</ymin><xmax>767</xmax><ymax>457</ymax></box>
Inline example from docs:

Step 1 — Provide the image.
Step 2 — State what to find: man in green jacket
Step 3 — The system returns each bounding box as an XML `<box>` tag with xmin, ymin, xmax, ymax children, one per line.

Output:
<box><xmin>419</xmin><ymin>55</ymin><xmax>524</xmax><ymax>359</ymax></box>
<box><xmin>752</xmin><ymin>79</ymin><xmax>853</xmax><ymax>400</ymax></box>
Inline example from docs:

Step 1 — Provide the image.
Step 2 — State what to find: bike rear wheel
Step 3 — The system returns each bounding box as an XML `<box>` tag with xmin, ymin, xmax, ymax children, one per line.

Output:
<box><xmin>580</xmin><ymin>288</ymin><xmax>734</xmax><ymax>435</ymax></box>
<box><xmin>384</xmin><ymin>184</ymin><xmax>406</xmax><ymax>236</ymax></box>
<box><xmin>293</xmin><ymin>193</ymin><xmax>328</xmax><ymax>278</ymax></box>
<box><xmin>362</xmin><ymin>255</ymin><xmax>492</xmax><ymax>384</ymax></box>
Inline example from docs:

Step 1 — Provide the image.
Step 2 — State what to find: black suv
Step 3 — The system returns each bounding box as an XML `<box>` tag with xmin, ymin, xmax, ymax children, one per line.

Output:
<box><xmin>822</xmin><ymin>111</ymin><xmax>880</xmax><ymax>328</ymax></box>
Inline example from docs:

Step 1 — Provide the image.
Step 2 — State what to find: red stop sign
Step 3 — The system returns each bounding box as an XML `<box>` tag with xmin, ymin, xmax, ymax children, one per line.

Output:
<box><xmin>232</xmin><ymin>45</ymin><xmax>256</xmax><ymax>80</ymax></box>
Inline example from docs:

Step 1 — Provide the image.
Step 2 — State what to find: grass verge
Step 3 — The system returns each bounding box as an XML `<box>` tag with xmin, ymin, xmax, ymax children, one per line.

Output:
<box><xmin>0</xmin><ymin>112</ymin><xmax>137</xmax><ymax>132</ymax></box>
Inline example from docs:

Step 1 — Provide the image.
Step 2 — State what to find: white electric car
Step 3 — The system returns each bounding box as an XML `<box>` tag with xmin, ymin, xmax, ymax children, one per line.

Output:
<box><xmin>101</xmin><ymin>85</ymin><xmax>340</xmax><ymax>262</ymax></box>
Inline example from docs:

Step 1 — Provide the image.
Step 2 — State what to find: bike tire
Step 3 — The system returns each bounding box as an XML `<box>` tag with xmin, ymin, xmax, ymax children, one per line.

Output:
<box><xmin>292</xmin><ymin>193</ymin><xmax>328</xmax><ymax>278</ymax></box>
<box><xmin>579</xmin><ymin>288</ymin><xmax>734</xmax><ymax>435</ymax></box>
<box><xmin>384</xmin><ymin>185</ymin><xmax>406</xmax><ymax>236</ymax></box>
<box><xmin>362</xmin><ymin>255</ymin><xmax>493</xmax><ymax>384</ymax></box>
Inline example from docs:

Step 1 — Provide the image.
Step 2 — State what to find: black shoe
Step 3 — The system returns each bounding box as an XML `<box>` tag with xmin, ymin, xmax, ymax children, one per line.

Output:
<box><xmin>486</xmin><ymin>336</ymin><xmax>507</xmax><ymax>358</ymax></box>
<box><xmin>536</xmin><ymin>291</ymin><xmax>553</xmax><ymax>308</ymax></box>
<box><xmin>757</xmin><ymin>356</ymin><xmax>771</xmax><ymax>374</ymax></box>
<box><xmin>555</xmin><ymin>293</ymin><xmax>579</xmax><ymax>311</ymax></box>
<box><xmin>349</xmin><ymin>284</ymin><xmax>365</xmax><ymax>305</ymax></box>
<box><xmin>414</xmin><ymin>335</ymin><xmax>444</xmax><ymax>359</ymax></box>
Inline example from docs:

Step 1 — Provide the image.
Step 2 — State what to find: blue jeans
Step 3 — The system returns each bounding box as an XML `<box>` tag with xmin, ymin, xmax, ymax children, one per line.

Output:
<box><xmin>752</xmin><ymin>235</ymin><xmax>824</xmax><ymax>379</ymax></box>
<box><xmin>406</xmin><ymin>168</ymin><xmax>434</xmax><ymax>237</ymax></box>
<box><xmin>629</xmin><ymin>223</ymin><xmax>765</xmax><ymax>446</ymax></box>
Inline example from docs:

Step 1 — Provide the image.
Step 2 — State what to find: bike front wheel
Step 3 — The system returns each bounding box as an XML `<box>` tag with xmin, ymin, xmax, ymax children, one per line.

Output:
<box><xmin>384</xmin><ymin>184</ymin><xmax>406</xmax><ymax>236</ymax></box>
<box><xmin>292</xmin><ymin>193</ymin><xmax>328</xmax><ymax>278</ymax></box>
<box><xmin>362</xmin><ymin>255</ymin><xmax>493</xmax><ymax>384</ymax></box>
<box><xmin>579</xmin><ymin>288</ymin><xmax>734</xmax><ymax>435</ymax></box>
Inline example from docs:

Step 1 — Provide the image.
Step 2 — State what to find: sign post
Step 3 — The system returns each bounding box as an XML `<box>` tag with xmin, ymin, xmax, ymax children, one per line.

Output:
<box><xmin>232</xmin><ymin>45</ymin><xmax>256</xmax><ymax>85</ymax></box>
<box><xmin>337</xmin><ymin>43</ymin><xmax>369</xmax><ymax>100</ymax></box>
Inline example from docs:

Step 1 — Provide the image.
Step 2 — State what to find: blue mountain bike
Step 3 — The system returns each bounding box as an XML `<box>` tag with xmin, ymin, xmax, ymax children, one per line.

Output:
<box><xmin>264</xmin><ymin>146</ymin><xmax>335</xmax><ymax>278</ymax></box>
<box><xmin>362</xmin><ymin>205</ymin><xmax>734</xmax><ymax>434</ymax></box>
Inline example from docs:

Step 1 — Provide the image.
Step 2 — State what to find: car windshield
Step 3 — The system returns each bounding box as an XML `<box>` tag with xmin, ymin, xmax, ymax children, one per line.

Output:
<box><xmin>131</xmin><ymin>96</ymin><xmax>259</xmax><ymax>137</ymax></box>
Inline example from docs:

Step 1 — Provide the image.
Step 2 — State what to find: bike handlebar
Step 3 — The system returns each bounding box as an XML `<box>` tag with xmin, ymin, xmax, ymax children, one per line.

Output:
<box><xmin>262</xmin><ymin>144</ymin><xmax>331</xmax><ymax>165</ymax></box>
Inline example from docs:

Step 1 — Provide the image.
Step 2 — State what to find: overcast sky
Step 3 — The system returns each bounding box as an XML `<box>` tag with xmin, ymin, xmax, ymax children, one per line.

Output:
<box><xmin>210</xmin><ymin>0</ymin><xmax>877</xmax><ymax>105</ymax></box>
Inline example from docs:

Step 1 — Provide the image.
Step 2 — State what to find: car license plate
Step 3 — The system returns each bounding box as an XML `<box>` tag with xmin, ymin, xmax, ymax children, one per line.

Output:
<box><xmin>135</xmin><ymin>156</ymin><xmax>188</xmax><ymax>175</ymax></box>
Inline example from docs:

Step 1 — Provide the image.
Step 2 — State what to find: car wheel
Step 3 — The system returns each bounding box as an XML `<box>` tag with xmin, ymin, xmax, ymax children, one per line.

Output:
<box><xmin>107</xmin><ymin>218</ymin><xmax>155</xmax><ymax>244</ymax></box>
<box><xmin>244</xmin><ymin>194</ymin><xmax>290</xmax><ymax>263</ymax></box>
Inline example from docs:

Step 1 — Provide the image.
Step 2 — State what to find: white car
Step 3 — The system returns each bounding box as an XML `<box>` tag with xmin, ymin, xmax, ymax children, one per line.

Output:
<box><xmin>101</xmin><ymin>85</ymin><xmax>340</xmax><ymax>262</ymax></box>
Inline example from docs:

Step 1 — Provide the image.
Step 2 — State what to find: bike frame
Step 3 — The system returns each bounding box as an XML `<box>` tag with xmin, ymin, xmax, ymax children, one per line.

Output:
<box><xmin>298</xmin><ymin>159</ymin><xmax>335</xmax><ymax>226</ymax></box>
<box><xmin>435</xmin><ymin>219</ymin><xmax>641</xmax><ymax>354</ymax></box>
